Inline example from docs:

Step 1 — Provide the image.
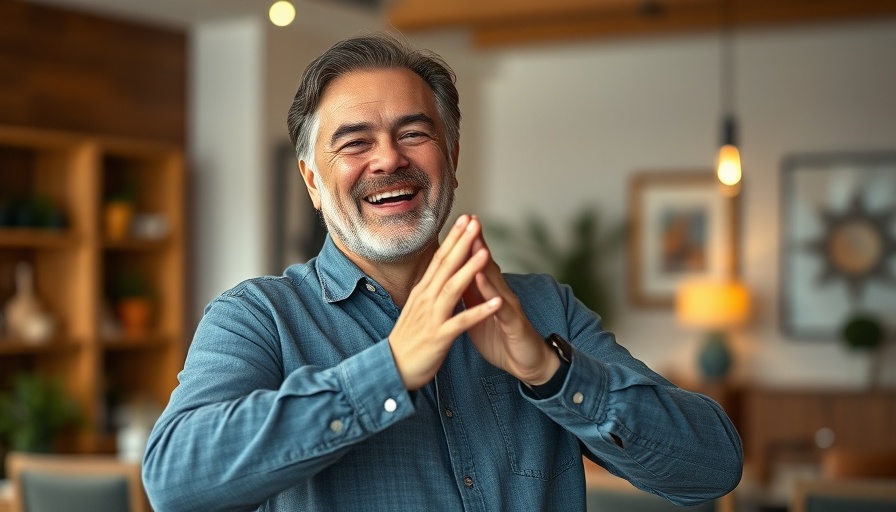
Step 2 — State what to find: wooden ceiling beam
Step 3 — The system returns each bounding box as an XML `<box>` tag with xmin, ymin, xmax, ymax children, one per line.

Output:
<box><xmin>387</xmin><ymin>0</ymin><xmax>710</xmax><ymax>31</ymax></box>
<box><xmin>386</xmin><ymin>0</ymin><xmax>896</xmax><ymax>48</ymax></box>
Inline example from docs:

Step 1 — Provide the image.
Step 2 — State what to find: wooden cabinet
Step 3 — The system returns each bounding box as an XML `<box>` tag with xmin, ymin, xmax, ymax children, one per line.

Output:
<box><xmin>0</xmin><ymin>125</ymin><xmax>185</xmax><ymax>453</ymax></box>
<box><xmin>743</xmin><ymin>388</ymin><xmax>896</xmax><ymax>482</ymax></box>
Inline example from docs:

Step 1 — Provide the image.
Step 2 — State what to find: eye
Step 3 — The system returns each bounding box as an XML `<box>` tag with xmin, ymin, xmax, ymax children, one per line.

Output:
<box><xmin>400</xmin><ymin>131</ymin><xmax>430</xmax><ymax>144</ymax></box>
<box><xmin>339</xmin><ymin>139</ymin><xmax>370</xmax><ymax>153</ymax></box>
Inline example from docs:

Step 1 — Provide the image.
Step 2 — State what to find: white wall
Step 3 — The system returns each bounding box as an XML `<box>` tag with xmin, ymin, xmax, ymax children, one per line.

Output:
<box><xmin>189</xmin><ymin>17</ymin><xmax>265</xmax><ymax>313</ymax></box>
<box><xmin>475</xmin><ymin>19</ymin><xmax>896</xmax><ymax>387</ymax></box>
<box><xmin>192</xmin><ymin>13</ymin><xmax>896</xmax><ymax>386</ymax></box>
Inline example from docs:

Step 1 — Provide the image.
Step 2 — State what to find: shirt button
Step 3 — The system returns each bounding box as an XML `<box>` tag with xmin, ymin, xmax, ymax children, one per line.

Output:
<box><xmin>365</xmin><ymin>283</ymin><xmax>376</xmax><ymax>292</ymax></box>
<box><xmin>463</xmin><ymin>476</ymin><xmax>474</xmax><ymax>488</ymax></box>
<box><xmin>384</xmin><ymin>398</ymin><xmax>397</xmax><ymax>412</ymax></box>
<box><xmin>572</xmin><ymin>392</ymin><xmax>584</xmax><ymax>404</ymax></box>
<box><xmin>329</xmin><ymin>420</ymin><xmax>343</xmax><ymax>433</ymax></box>
<box><xmin>445</xmin><ymin>409</ymin><xmax>454</xmax><ymax>418</ymax></box>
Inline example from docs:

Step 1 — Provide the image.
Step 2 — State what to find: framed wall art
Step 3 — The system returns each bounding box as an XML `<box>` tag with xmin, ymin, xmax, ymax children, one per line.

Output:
<box><xmin>628</xmin><ymin>170</ymin><xmax>739</xmax><ymax>308</ymax></box>
<box><xmin>780</xmin><ymin>152</ymin><xmax>896</xmax><ymax>339</ymax></box>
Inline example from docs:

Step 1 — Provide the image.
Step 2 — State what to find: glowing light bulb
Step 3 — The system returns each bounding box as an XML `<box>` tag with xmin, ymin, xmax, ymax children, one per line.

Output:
<box><xmin>269</xmin><ymin>1</ymin><xmax>296</xmax><ymax>27</ymax></box>
<box><xmin>716</xmin><ymin>144</ymin><xmax>741</xmax><ymax>186</ymax></box>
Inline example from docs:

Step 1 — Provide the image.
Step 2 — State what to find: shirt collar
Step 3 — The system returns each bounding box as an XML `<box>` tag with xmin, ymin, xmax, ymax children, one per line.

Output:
<box><xmin>315</xmin><ymin>235</ymin><xmax>369</xmax><ymax>303</ymax></box>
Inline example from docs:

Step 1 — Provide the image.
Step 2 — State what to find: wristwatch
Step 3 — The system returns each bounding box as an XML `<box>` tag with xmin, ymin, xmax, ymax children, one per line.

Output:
<box><xmin>544</xmin><ymin>333</ymin><xmax>572</xmax><ymax>364</ymax></box>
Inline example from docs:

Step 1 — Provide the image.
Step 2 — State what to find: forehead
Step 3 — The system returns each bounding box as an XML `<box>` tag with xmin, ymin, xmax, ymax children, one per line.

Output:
<box><xmin>316</xmin><ymin>68</ymin><xmax>440</xmax><ymax>136</ymax></box>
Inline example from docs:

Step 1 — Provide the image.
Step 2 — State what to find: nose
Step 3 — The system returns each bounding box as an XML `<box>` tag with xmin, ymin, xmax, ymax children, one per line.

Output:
<box><xmin>369</xmin><ymin>139</ymin><xmax>409</xmax><ymax>174</ymax></box>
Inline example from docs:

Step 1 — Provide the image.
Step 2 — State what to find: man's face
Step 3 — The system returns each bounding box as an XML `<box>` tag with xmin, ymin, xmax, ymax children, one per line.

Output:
<box><xmin>300</xmin><ymin>68</ymin><xmax>458</xmax><ymax>263</ymax></box>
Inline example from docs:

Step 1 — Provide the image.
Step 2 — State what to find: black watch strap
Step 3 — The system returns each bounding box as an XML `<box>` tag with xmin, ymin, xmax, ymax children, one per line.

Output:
<box><xmin>545</xmin><ymin>333</ymin><xmax>572</xmax><ymax>365</ymax></box>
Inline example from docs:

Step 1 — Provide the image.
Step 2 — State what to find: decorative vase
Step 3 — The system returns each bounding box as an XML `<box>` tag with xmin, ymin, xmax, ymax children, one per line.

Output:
<box><xmin>698</xmin><ymin>334</ymin><xmax>732</xmax><ymax>381</ymax></box>
<box><xmin>4</xmin><ymin>261</ymin><xmax>55</xmax><ymax>343</ymax></box>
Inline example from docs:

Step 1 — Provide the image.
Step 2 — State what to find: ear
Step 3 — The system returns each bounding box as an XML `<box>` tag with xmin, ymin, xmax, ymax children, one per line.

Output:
<box><xmin>299</xmin><ymin>159</ymin><xmax>322</xmax><ymax>209</ymax></box>
<box><xmin>450</xmin><ymin>141</ymin><xmax>460</xmax><ymax>189</ymax></box>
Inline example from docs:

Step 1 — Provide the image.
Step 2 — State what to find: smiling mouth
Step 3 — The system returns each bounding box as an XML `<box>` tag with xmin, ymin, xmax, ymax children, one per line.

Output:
<box><xmin>365</xmin><ymin>187</ymin><xmax>418</xmax><ymax>205</ymax></box>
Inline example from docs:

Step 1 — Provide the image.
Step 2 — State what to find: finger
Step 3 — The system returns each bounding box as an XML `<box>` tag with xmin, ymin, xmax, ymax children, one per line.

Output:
<box><xmin>475</xmin><ymin>272</ymin><xmax>517</xmax><ymax>324</ymax></box>
<box><xmin>420</xmin><ymin>214</ymin><xmax>470</xmax><ymax>286</ymax></box>
<box><xmin>434</xmin><ymin>247</ymin><xmax>490</xmax><ymax>314</ymax></box>
<box><xmin>441</xmin><ymin>296</ymin><xmax>502</xmax><ymax>337</ymax></box>
<box><xmin>429</xmin><ymin>216</ymin><xmax>482</xmax><ymax>287</ymax></box>
<box><xmin>462</xmin><ymin>279</ymin><xmax>485</xmax><ymax>309</ymax></box>
<box><xmin>473</xmin><ymin>235</ymin><xmax>514</xmax><ymax>298</ymax></box>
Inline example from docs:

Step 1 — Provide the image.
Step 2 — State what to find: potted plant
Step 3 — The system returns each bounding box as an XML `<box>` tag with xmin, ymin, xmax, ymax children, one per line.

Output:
<box><xmin>0</xmin><ymin>373</ymin><xmax>81</xmax><ymax>454</ymax></box>
<box><xmin>112</xmin><ymin>270</ymin><xmax>155</xmax><ymax>336</ymax></box>
<box><xmin>484</xmin><ymin>207</ymin><xmax>626</xmax><ymax>327</ymax></box>
<box><xmin>841</xmin><ymin>313</ymin><xmax>887</xmax><ymax>388</ymax></box>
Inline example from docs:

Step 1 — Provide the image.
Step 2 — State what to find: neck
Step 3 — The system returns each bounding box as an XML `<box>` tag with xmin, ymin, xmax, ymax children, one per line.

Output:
<box><xmin>333</xmin><ymin>237</ymin><xmax>438</xmax><ymax>308</ymax></box>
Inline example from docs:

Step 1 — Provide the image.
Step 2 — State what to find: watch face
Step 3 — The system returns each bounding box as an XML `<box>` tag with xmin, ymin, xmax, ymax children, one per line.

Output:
<box><xmin>546</xmin><ymin>334</ymin><xmax>572</xmax><ymax>363</ymax></box>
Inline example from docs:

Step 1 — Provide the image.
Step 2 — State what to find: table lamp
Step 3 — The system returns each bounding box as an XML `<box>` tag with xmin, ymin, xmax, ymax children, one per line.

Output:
<box><xmin>675</xmin><ymin>278</ymin><xmax>750</xmax><ymax>381</ymax></box>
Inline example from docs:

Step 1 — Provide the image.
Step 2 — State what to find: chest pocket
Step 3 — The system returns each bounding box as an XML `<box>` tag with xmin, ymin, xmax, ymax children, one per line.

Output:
<box><xmin>481</xmin><ymin>373</ymin><xmax>579</xmax><ymax>481</ymax></box>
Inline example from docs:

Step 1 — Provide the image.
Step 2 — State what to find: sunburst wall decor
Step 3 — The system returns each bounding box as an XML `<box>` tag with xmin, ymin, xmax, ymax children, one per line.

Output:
<box><xmin>781</xmin><ymin>152</ymin><xmax>896</xmax><ymax>340</ymax></box>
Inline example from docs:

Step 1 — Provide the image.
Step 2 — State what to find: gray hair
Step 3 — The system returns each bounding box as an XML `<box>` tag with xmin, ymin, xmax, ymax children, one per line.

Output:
<box><xmin>287</xmin><ymin>32</ymin><xmax>460</xmax><ymax>167</ymax></box>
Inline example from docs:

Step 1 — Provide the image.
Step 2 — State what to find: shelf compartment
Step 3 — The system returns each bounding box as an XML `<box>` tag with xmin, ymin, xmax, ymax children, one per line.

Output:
<box><xmin>0</xmin><ymin>338</ymin><xmax>82</xmax><ymax>356</ymax></box>
<box><xmin>101</xmin><ymin>334</ymin><xmax>171</xmax><ymax>351</ymax></box>
<box><xmin>0</xmin><ymin>228</ymin><xmax>80</xmax><ymax>248</ymax></box>
<box><xmin>102</xmin><ymin>236</ymin><xmax>170</xmax><ymax>251</ymax></box>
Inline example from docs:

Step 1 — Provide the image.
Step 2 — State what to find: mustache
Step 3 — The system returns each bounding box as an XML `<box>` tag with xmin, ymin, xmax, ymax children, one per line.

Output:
<box><xmin>351</xmin><ymin>168</ymin><xmax>431</xmax><ymax>201</ymax></box>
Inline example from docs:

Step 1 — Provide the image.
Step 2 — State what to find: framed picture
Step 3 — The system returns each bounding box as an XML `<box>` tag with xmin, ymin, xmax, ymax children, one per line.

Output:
<box><xmin>780</xmin><ymin>152</ymin><xmax>896</xmax><ymax>339</ymax></box>
<box><xmin>270</xmin><ymin>141</ymin><xmax>327</xmax><ymax>273</ymax></box>
<box><xmin>628</xmin><ymin>170</ymin><xmax>739</xmax><ymax>308</ymax></box>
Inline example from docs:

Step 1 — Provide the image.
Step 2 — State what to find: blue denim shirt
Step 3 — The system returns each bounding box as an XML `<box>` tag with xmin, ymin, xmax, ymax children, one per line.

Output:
<box><xmin>143</xmin><ymin>236</ymin><xmax>742</xmax><ymax>511</ymax></box>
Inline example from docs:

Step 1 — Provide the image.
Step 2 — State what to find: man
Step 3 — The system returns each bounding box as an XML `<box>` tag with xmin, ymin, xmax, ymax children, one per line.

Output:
<box><xmin>143</xmin><ymin>33</ymin><xmax>743</xmax><ymax>511</ymax></box>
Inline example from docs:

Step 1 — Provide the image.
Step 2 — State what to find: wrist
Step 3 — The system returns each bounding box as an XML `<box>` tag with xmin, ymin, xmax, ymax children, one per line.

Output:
<box><xmin>525</xmin><ymin>349</ymin><xmax>561</xmax><ymax>386</ymax></box>
<box><xmin>527</xmin><ymin>357</ymin><xmax>570</xmax><ymax>399</ymax></box>
<box><xmin>524</xmin><ymin>333</ymin><xmax>572</xmax><ymax>386</ymax></box>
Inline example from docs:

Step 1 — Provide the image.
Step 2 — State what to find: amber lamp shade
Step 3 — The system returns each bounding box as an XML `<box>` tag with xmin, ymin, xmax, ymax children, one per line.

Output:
<box><xmin>676</xmin><ymin>279</ymin><xmax>750</xmax><ymax>381</ymax></box>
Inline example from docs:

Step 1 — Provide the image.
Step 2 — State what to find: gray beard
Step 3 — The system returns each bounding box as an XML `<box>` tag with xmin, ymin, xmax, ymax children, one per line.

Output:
<box><xmin>316</xmin><ymin>166</ymin><xmax>455</xmax><ymax>263</ymax></box>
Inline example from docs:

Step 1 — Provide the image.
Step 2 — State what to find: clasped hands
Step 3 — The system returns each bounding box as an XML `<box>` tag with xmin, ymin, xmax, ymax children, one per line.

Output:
<box><xmin>389</xmin><ymin>214</ymin><xmax>560</xmax><ymax>391</ymax></box>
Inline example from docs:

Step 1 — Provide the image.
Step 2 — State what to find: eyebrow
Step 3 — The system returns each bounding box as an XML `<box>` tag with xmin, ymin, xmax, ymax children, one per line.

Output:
<box><xmin>328</xmin><ymin>113</ymin><xmax>437</xmax><ymax>147</ymax></box>
<box><xmin>397</xmin><ymin>113</ymin><xmax>437</xmax><ymax>131</ymax></box>
<box><xmin>330</xmin><ymin>122</ymin><xmax>372</xmax><ymax>147</ymax></box>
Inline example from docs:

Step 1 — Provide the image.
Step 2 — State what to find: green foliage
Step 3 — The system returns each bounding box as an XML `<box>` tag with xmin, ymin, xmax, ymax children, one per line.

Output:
<box><xmin>111</xmin><ymin>270</ymin><xmax>153</xmax><ymax>300</ymax></box>
<box><xmin>841</xmin><ymin>314</ymin><xmax>885</xmax><ymax>351</ymax></box>
<box><xmin>0</xmin><ymin>373</ymin><xmax>81</xmax><ymax>453</ymax></box>
<box><xmin>484</xmin><ymin>207</ymin><xmax>626</xmax><ymax>327</ymax></box>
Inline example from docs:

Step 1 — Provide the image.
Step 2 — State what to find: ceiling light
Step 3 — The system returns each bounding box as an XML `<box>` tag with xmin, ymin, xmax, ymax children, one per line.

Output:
<box><xmin>716</xmin><ymin>0</ymin><xmax>741</xmax><ymax>197</ymax></box>
<box><xmin>269</xmin><ymin>1</ymin><xmax>296</xmax><ymax>27</ymax></box>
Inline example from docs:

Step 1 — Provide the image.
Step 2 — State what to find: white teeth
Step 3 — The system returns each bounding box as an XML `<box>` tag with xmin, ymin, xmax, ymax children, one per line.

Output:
<box><xmin>367</xmin><ymin>188</ymin><xmax>414</xmax><ymax>204</ymax></box>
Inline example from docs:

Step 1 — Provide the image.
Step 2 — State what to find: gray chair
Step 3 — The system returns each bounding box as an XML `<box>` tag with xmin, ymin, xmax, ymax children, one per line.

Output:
<box><xmin>586</xmin><ymin>488</ymin><xmax>718</xmax><ymax>512</ymax></box>
<box><xmin>6</xmin><ymin>452</ymin><xmax>149</xmax><ymax>512</ymax></box>
<box><xmin>791</xmin><ymin>479</ymin><xmax>896</xmax><ymax>512</ymax></box>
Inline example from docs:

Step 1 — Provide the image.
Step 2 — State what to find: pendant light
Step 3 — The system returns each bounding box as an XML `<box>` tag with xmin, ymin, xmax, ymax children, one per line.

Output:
<box><xmin>269</xmin><ymin>1</ymin><xmax>296</xmax><ymax>27</ymax></box>
<box><xmin>716</xmin><ymin>0</ymin><xmax>741</xmax><ymax>197</ymax></box>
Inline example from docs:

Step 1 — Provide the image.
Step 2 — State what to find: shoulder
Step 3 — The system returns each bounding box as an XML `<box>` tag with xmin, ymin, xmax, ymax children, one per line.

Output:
<box><xmin>208</xmin><ymin>261</ymin><xmax>321</xmax><ymax>312</ymax></box>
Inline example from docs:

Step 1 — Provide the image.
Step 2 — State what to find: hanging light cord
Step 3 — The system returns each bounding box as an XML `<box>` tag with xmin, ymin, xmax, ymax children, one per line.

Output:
<box><xmin>720</xmin><ymin>0</ymin><xmax>736</xmax><ymax>145</ymax></box>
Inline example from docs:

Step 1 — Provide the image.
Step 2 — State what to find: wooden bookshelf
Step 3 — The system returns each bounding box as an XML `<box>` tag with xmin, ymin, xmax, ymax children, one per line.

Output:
<box><xmin>0</xmin><ymin>125</ymin><xmax>185</xmax><ymax>454</ymax></box>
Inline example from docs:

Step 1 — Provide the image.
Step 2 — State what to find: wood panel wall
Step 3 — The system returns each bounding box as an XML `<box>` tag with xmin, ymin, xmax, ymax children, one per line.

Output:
<box><xmin>0</xmin><ymin>0</ymin><xmax>186</xmax><ymax>145</ymax></box>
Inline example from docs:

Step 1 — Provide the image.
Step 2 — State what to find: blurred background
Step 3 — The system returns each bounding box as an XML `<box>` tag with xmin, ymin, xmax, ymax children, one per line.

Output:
<box><xmin>1</xmin><ymin>0</ymin><xmax>895</xmax><ymax>511</ymax></box>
